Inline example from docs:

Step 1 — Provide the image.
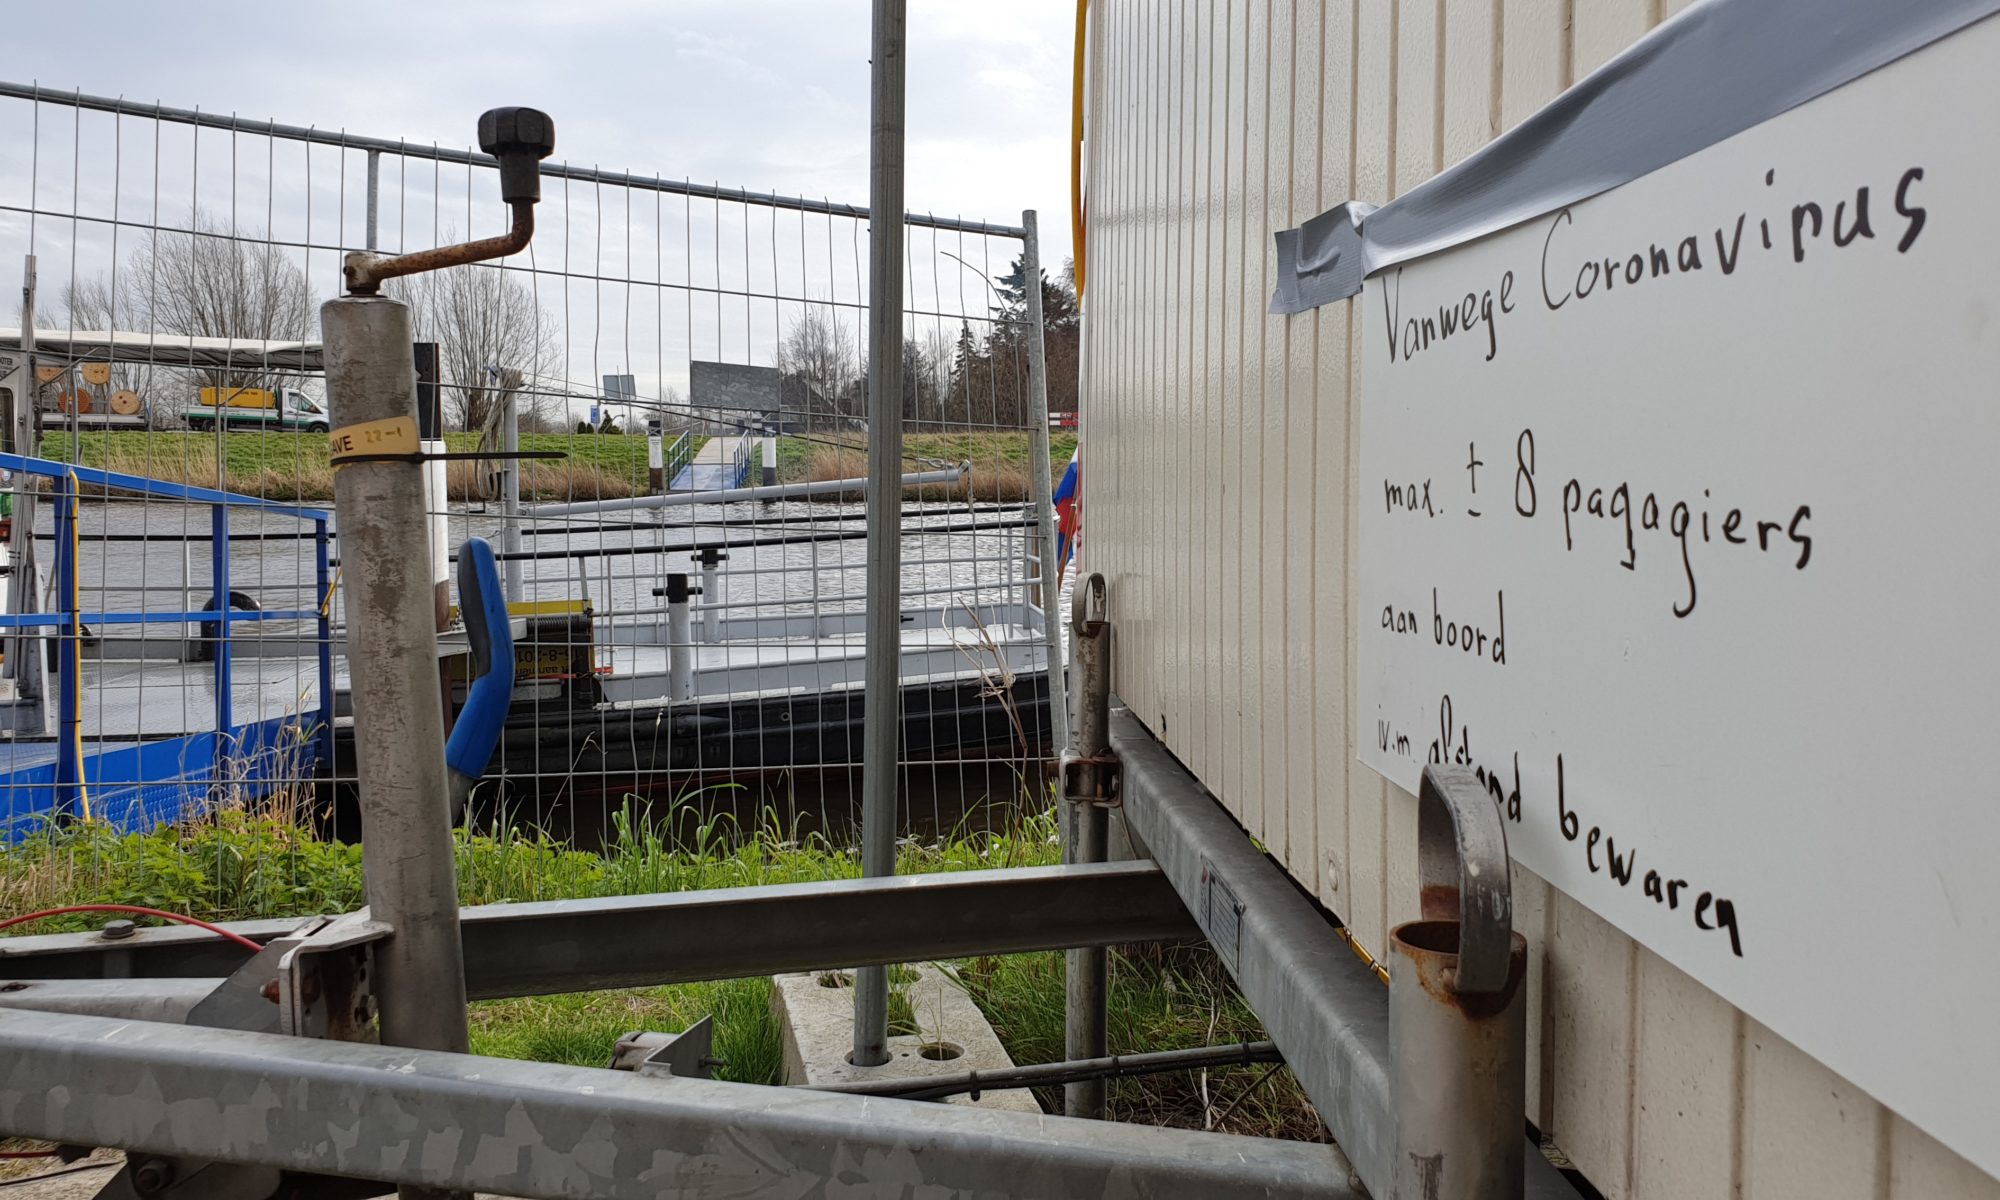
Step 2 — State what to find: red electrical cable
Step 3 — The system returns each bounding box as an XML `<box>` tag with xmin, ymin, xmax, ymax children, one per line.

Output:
<box><xmin>0</xmin><ymin>1150</ymin><xmax>60</xmax><ymax>1159</ymax></box>
<box><xmin>0</xmin><ymin>904</ymin><xmax>262</xmax><ymax>953</ymax></box>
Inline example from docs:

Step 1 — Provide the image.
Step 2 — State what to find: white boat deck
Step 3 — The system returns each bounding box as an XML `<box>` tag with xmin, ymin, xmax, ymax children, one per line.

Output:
<box><xmin>596</xmin><ymin>609</ymin><xmax>1048</xmax><ymax>705</ymax></box>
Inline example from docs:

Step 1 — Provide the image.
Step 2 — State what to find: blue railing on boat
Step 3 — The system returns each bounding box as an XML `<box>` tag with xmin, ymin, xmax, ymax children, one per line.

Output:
<box><xmin>0</xmin><ymin>452</ymin><xmax>334</xmax><ymax>830</ymax></box>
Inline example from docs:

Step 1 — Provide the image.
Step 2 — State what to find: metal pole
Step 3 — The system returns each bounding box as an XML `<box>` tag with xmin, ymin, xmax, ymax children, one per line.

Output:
<box><xmin>314</xmin><ymin>521</ymin><xmax>336</xmax><ymax>775</ymax></box>
<box><xmin>816</xmin><ymin>1040</ymin><xmax>1285</xmax><ymax>1102</ymax></box>
<box><xmin>696</xmin><ymin>548</ymin><xmax>723</xmax><ymax>644</ymax></box>
<box><xmin>665</xmin><ymin>572</ymin><xmax>695</xmax><ymax>700</ymax></box>
<box><xmin>852</xmin><ymin>0</ymin><xmax>908</xmax><ymax>1070</ymax></box>
<box><xmin>210</xmin><ymin>503</ymin><xmax>233</xmax><ymax>764</ymax></box>
<box><xmin>1063</xmin><ymin>572</ymin><xmax>1112</xmax><ymax>1118</ymax></box>
<box><xmin>501</xmin><ymin>380</ymin><xmax>523</xmax><ymax>604</ymax></box>
<box><xmin>321</xmin><ymin>294</ymin><xmax>470</xmax><ymax>1067</ymax></box>
<box><xmin>1389</xmin><ymin>766</ymin><xmax>1529</xmax><ymax>1200</ymax></box>
<box><xmin>1020</xmin><ymin>210</ymin><xmax>1070</xmax><ymax>759</ymax></box>
<box><xmin>53</xmin><ymin>480</ymin><xmax>77</xmax><ymax>814</ymax></box>
<box><xmin>180</xmin><ymin>540</ymin><xmax>195</xmax><ymax>658</ymax></box>
<box><xmin>365</xmin><ymin>150</ymin><xmax>381</xmax><ymax>252</ymax></box>
<box><xmin>6</xmin><ymin>256</ymin><xmax>44</xmax><ymax>710</ymax></box>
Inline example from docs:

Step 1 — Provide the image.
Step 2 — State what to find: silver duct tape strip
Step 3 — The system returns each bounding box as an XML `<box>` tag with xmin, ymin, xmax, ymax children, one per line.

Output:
<box><xmin>1270</xmin><ymin>0</ymin><xmax>2000</xmax><ymax>314</ymax></box>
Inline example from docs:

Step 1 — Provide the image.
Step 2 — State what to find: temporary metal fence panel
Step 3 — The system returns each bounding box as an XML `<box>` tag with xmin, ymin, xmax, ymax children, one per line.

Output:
<box><xmin>0</xmin><ymin>84</ymin><xmax>1072</xmax><ymax>869</ymax></box>
<box><xmin>0</xmin><ymin>71</ymin><xmax>1339</xmax><ymax>1200</ymax></box>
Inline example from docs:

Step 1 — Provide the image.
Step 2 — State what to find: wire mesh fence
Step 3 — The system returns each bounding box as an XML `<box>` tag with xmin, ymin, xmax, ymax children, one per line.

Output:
<box><xmin>0</xmin><ymin>83</ymin><xmax>1074</xmax><ymax>910</ymax></box>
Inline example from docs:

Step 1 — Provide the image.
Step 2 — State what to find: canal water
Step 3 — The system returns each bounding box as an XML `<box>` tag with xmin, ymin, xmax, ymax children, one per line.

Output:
<box><xmin>20</xmin><ymin>496</ymin><xmax>1068</xmax><ymax>847</ymax></box>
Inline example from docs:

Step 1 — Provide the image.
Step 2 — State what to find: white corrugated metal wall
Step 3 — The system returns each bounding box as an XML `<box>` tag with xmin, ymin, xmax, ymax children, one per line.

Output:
<box><xmin>1077</xmin><ymin>2</ymin><xmax>1998</xmax><ymax>1196</ymax></box>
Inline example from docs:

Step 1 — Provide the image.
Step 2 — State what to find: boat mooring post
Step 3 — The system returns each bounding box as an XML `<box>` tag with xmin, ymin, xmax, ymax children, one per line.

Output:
<box><xmin>853</xmin><ymin>0</ymin><xmax>909</xmax><ymax>1070</ymax></box>
<box><xmin>695</xmin><ymin>546</ymin><xmax>725</xmax><ymax>644</ymax></box>
<box><xmin>1060</xmin><ymin>572</ymin><xmax>1114</xmax><ymax>1118</ymax></box>
<box><xmin>325</xmin><ymin>105</ymin><xmax>552</xmax><ymax>1200</ymax></box>
<box><xmin>664</xmin><ymin>572</ymin><xmax>697</xmax><ymax>700</ymax></box>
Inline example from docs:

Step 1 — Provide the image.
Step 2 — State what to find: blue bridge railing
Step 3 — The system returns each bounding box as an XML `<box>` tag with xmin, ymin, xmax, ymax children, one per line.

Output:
<box><xmin>0</xmin><ymin>453</ymin><xmax>332</xmax><ymax>829</ymax></box>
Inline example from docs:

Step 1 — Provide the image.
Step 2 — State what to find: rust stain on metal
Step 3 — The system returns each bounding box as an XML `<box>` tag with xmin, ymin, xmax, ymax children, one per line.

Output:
<box><xmin>1391</xmin><ymin>920</ymin><xmax>1526</xmax><ymax>1019</ymax></box>
<box><xmin>1419</xmin><ymin>881</ymin><xmax>1460</xmax><ymax>923</ymax></box>
<box><xmin>1408</xmin><ymin>1150</ymin><xmax>1444</xmax><ymax>1200</ymax></box>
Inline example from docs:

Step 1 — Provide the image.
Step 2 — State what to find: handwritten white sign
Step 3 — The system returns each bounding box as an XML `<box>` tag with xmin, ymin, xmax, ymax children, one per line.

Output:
<box><xmin>1356</xmin><ymin>17</ymin><xmax>1999</xmax><ymax>1174</ymax></box>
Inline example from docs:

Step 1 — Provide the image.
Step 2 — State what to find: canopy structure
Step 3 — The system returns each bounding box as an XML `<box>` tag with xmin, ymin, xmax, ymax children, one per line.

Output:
<box><xmin>0</xmin><ymin>329</ymin><xmax>323</xmax><ymax>373</ymax></box>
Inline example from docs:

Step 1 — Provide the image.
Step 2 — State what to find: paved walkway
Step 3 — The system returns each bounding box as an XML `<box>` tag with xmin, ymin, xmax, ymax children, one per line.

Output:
<box><xmin>670</xmin><ymin>435</ymin><xmax>750</xmax><ymax>490</ymax></box>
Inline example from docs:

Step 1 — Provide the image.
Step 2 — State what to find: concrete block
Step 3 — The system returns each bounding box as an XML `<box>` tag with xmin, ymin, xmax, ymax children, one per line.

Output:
<box><xmin>771</xmin><ymin>964</ymin><xmax>1042</xmax><ymax>1114</ymax></box>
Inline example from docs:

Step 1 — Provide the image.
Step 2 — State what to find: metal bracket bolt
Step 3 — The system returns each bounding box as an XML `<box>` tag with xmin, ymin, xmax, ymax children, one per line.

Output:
<box><xmin>609</xmin><ymin>1015</ymin><xmax>722</xmax><ymax>1080</ymax></box>
<box><xmin>1060</xmin><ymin>748</ymin><xmax>1123</xmax><ymax>807</ymax></box>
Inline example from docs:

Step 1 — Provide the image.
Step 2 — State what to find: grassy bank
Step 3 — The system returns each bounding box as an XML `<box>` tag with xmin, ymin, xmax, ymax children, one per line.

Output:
<box><xmin>776</xmin><ymin>431</ymin><xmax>1078</xmax><ymax>501</ymax></box>
<box><xmin>0</xmin><ymin>801</ymin><xmax>1319</xmax><ymax>1139</ymax></box>
<box><xmin>39</xmin><ymin>430</ymin><xmax>690</xmax><ymax>503</ymax></box>
<box><xmin>30</xmin><ymin>429</ymin><xmax>1078</xmax><ymax>504</ymax></box>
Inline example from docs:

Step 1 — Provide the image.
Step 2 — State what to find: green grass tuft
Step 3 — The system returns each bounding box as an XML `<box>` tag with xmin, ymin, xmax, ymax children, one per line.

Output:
<box><xmin>1</xmin><ymin>796</ymin><xmax>1321</xmax><ymax>1141</ymax></box>
<box><xmin>469</xmin><ymin>978</ymin><xmax>781</xmax><ymax>1084</ymax></box>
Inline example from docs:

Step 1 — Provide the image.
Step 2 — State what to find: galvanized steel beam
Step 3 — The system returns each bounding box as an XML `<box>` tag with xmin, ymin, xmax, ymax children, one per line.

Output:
<box><xmin>0</xmin><ymin>978</ymin><xmax>222</xmax><ymax>1022</ymax></box>
<box><xmin>1105</xmin><ymin>706</ymin><xmax>1583</xmax><ymax>1200</ymax></box>
<box><xmin>0</xmin><ymin>1006</ymin><xmax>1360</xmax><ymax>1200</ymax></box>
<box><xmin>0</xmin><ymin>863</ymin><xmax>1200</xmax><ymax>999</ymax></box>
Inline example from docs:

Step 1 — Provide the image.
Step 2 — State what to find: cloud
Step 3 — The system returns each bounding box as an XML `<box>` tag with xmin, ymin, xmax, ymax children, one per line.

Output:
<box><xmin>976</xmin><ymin>67</ymin><xmax>1048</xmax><ymax>95</ymax></box>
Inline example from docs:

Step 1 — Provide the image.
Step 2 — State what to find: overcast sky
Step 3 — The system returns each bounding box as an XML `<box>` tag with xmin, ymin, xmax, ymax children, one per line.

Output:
<box><xmin>16</xmin><ymin>1</ymin><xmax>1073</xmax><ymax>255</ymax></box>
<box><xmin>5</xmin><ymin>1</ymin><xmax>1075</xmax><ymax>406</ymax></box>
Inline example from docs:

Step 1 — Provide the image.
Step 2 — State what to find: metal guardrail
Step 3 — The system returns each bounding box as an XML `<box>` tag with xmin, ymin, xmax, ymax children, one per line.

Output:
<box><xmin>0</xmin><ymin>452</ymin><xmax>332</xmax><ymax>834</ymax></box>
<box><xmin>660</xmin><ymin>430</ymin><xmax>695</xmax><ymax>487</ymax></box>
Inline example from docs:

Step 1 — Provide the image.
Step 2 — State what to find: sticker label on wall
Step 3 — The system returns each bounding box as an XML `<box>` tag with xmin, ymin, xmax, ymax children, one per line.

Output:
<box><xmin>1354</xmin><ymin>18</ymin><xmax>2000</xmax><ymax>1175</ymax></box>
<box><xmin>1200</xmin><ymin>857</ymin><xmax>1243</xmax><ymax>973</ymax></box>
<box><xmin>329</xmin><ymin>415</ymin><xmax>419</xmax><ymax>464</ymax></box>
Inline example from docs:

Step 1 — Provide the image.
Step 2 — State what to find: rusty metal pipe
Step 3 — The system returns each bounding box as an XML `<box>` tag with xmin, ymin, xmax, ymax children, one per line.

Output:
<box><xmin>343</xmin><ymin>201</ymin><xmax>535</xmax><ymax>295</ymax></box>
<box><xmin>1389</xmin><ymin>765</ymin><xmax>1527</xmax><ymax>1200</ymax></box>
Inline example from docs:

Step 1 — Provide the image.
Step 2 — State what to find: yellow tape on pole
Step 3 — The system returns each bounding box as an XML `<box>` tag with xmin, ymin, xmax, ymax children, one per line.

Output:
<box><xmin>328</xmin><ymin>415</ymin><xmax>419</xmax><ymax>464</ymax></box>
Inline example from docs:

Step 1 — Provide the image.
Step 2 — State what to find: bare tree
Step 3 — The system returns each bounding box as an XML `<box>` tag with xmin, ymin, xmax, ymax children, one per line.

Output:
<box><xmin>901</xmin><ymin>335</ymin><xmax>949</xmax><ymax>428</ymax></box>
<box><xmin>649</xmin><ymin>384</ymin><xmax>690</xmax><ymax>437</ymax></box>
<box><xmin>387</xmin><ymin>258</ymin><xmax>560</xmax><ymax>433</ymax></box>
<box><xmin>55</xmin><ymin>212</ymin><xmax>316</xmax><ymax>405</ymax></box>
<box><xmin>126</xmin><ymin>213</ymin><xmax>315</xmax><ymax>392</ymax></box>
<box><xmin>777</xmin><ymin>305</ymin><xmax>858</xmax><ymax>429</ymax></box>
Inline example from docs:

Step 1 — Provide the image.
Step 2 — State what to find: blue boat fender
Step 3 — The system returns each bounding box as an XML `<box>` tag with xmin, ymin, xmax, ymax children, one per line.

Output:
<box><xmin>445</xmin><ymin>537</ymin><xmax>515</xmax><ymax>798</ymax></box>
